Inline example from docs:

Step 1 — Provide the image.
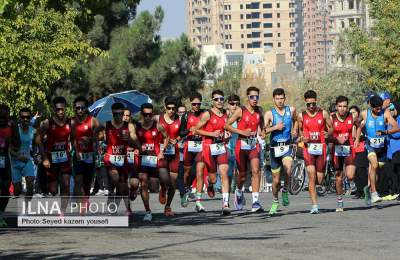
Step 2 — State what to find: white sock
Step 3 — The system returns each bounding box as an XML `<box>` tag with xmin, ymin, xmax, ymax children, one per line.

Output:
<box><xmin>252</xmin><ymin>192</ymin><xmax>259</xmax><ymax>203</ymax></box>
<box><xmin>222</xmin><ymin>193</ymin><xmax>229</xmax><ymax>205</ymax></box>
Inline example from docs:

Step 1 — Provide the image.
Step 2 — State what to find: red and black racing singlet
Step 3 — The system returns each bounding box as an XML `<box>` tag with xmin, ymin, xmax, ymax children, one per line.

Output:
<box><xmin>332</xmin><ymin>113</ymin><xmax>354</xmax><ymax>146</ymax></box>
<box><xmin>186</xmin><ymin>112</ymin><xmax>202</xmax><ymax>140</ymax></box>
<box><xmin>237</xmin><ymin>106</ymin><xmax>260</xmax><ymax>138</ymax></box>
<box><xmin>74</xmin><ymin>116</ymin><xmax>94</xmax><ymax>154</ymax></box>
<box><xmin>46</xmin><ymin>118</ymin><xmax>71</xmax><ymax>163</ymax></box>
<box><xmin>136</xmin><ymin>122</ymin><xmax>162</xmax><ymax>156</ymax></box>
<box><xmin>302</xmin><ymin>110</ymin><xmax>325</xmax><ymax>144</ymax></box>
<box><xmin>202</xmin><ymin>110</ymin><xmax>227</xmax><ymax>144</ymax></box>
<box><xmin>104</xmin><ymin>121</ymin><xmax>129</xmax><ymax>166</ymax></box>
<box><xmin>159</xmin><ymin>114</ymin><xmax>180</xmax><ymax>154</ymax></box>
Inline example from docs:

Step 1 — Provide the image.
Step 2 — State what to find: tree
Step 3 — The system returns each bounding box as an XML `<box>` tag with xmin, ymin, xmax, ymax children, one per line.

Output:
<box><xmin>212</xmin><ymin>62</ymin><xmax>243</xmax><ymax>98</ymax></box>
<box><xmin>202</xmin><ymin>56</ymin><xmax>218</xmax><ymax>80</ymax></box>
<box><xmin>89</xmin><ymin>7</ymin><xmax>204</xmax><ymax>108</ymax></box>
<box><xmin>0</xmin><ymin>0</ymin><xmax>101</xmax><ymax>115</ymax></box>
<box><xmin>295</xmin><ymin>68</ymin><xmax>372</xmax><ymax>110</ymax></box>
<box><xmin>343</xmin><ymin>0</ymin><xmax>400</xmax><ymax>97</ymax></box>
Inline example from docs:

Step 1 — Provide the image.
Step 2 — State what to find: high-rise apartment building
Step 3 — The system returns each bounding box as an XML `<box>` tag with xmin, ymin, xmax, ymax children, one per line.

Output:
<box><xmin>328</xmin><ymin>0</ymin><xmax>370</xmax><ymax>67</ymax></box>
<box><xmin>187</xmin><ymin>0</ymin><xmax>304</xmax><ymax>70</ymax></box>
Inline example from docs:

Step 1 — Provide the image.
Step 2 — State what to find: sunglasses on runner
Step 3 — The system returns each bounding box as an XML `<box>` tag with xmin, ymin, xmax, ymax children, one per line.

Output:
<box><xmin>20</xmin><ymin>115</ymin><xmax>31</xmax><ymax>120</ymax></box>
<box><xmin>142</xmin><ymin>112</ymin><xmax>153</xmax><ymax>118</ymax></box>
<box><xmin>229</xmin><ymin>101</ymin><xmax>240</xmax><ymax>106</ymax></box>
<box><xmin>306</xmin><ymin>102</ymin><xmax>317</xmax><ymax>107</ymax></box>
<box><xmin>166</xmin><ymin>106</ymin><xmax>176</xmax><ymax>111</ymax></box>
<box><xmin>191</xmin><ymin>102</ymin><xmax>201</xmax><ymax>106</ymax></box>
<box><xmin>213</xmin><ymin>97</ymin><xmax>225</xmax><ymax>102</ymax></box>
<box><xmin>248</xmin><ymin>95</ymin><xmax>259</xmax><ymax>101</ymax></box>
<box><xmin>55</xmin><ymin>107</ymin><xmax>65</xmax><ymax>112</ymax></box>
<box><xmin>75</xmin><ymin>106</ymin><xmax>86</xmax><ymax>111</ymax></box>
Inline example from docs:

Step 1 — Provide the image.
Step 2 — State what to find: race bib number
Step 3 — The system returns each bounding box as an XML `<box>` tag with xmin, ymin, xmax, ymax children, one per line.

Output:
<box><xmin>308</xmin><ymin>143</ymin><xmax>323</xmax><ymax>156</ymax></box>
<box><xmin>0</xmin><ymin>156</ymin><xmax>5</xmax><ymax>168</ymax></box>
<box><xmin>334</xmin><ymin>145</ymin><xmax>350</xmax><ymax>157</ymax></box>
<box><xmin>51</xmin><ymin>151</ymin><xmax>68</xmax><ymax>163</ymax></box>
<box><xmin>370</xmin><ymin>137</ymin><xmax>385</xmax><ymax>148</ymax></box>
<box><xmin>210</xmin><ymin>143</ymin><xmax>226</xmax><ymax>156</ymax></box>
<box><xmin>79</xmin><ymin>152</ymin><xmax>93</xmax><ymax>163</ymax></box>
<box><xmin>127</xmin><ymin>152</ymin><xmax>135</xmax><ymax>164</ymax></box>
<box><xmin>273</xmin><ymin>145</ymin><xmax>290</xmax><ymax>157</ymax></box>
<box><xmin>240</xmin><ymin>138</ymin><xmax>257</xmax><ymax>150</ymax></box>
<box><xmin>160</xmin><ymin>144</ymin><xmax>175</xmax><ymax>155</ymax></box>
<box><xmin>141</xmin><ymin>155</ymin><xmax>157</xmax><ymax>168</ymax></box>
<box><xmin>188</xmin><ymin>141</ymin><xmax>202</xmax><ymax>153</ymax></box>
<box><xmin>109</xmin><ymin>155</ymin><xmax>125</xmax><ymax>167</ymax></box>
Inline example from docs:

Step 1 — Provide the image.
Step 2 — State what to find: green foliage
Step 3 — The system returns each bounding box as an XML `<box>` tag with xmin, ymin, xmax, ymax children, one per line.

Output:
<box><xmin>343</xmin><ymin>0</ymin><xmax>400</xmax><ymax>97</ymax></box>
<box><xmin>89</xmin><ymin>7</ymin><xmax>204</xmax><ymax>109</ymax></box>
<box><xmin>202</xmin><ymin>56</ymin><xmax>218</xmax><ymax>80</ymax></box>
<box><xmin>296</xmin><ymin>68</ymin><xmax>371</xmax><ymax>111</ymax></box>
<box><xmin>212</xmin><ymin>62</ymin><xmax>243</xmax><ymax>98</ymax></box>
<box><xmin>0</xmin><ymin>0</ymin><xmax>101</xmax><ymax>115</ymax></box>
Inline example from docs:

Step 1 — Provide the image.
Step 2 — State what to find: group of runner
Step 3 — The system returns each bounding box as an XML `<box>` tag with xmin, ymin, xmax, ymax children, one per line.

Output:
<box><xmin>0</xmin><ymin>86</ymin><xmax>398</xmax><ymax>226</ymax></box>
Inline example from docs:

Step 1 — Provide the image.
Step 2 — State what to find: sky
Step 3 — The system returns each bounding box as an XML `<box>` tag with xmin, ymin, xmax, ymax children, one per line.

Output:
<box><xmin>136</xmin><ymin>0</ymin><xmax>186</xmax><ymax>40</ymax></box>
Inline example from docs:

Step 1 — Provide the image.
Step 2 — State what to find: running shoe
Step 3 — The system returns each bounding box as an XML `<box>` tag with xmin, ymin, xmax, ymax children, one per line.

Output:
<box><xmin>103</xmin><ymin>189</ymin><xmax>109</xmax><ymax>196</ymax></box>
<box><xmin>336</xmin><ymin>201</ymin><xmax>344</xmax><ymax>212</ymax></box>
<box><xmin>234</xmin><ymin>189</ymin><xmax>245</xmax><ymax>211</ymax></box>
<box><xmin>251</xmin><ymin>201</ymin><xmax>263</xmax><ymax>213</ymax></box>
<box><xmin>95</xmin><ymin>189</ymin><xmax>105</xmax><ymax>196</ymax></box>
<box><xmin>159</xmin><ymin>186</ymin><xmax>167</xmax><ymax>205</ymax></box>
<box><xmin>371</xmin><ymin>192</ymin><xmax>382</xmax><ymax>204</ymax></box>
<box><xmin>282</xmin><ymin>191</ymin><xmax>290</xmax><ymax>206</ymax></box>
<box><xmin>195</xmin><ymin>202</ymin><xmax>205</xmax><ymax>213</ymax></box>
<box><xmin>164</xmin><ymin>207</ymin><xmax>175</xmax><ymax>217</ymax></box>
<box><xmin>381</xmin><ymin>195</ymin><xmax>392</xmax><ymax>201</ymax></box>
<box><xmin>0</xmin><ymin>216</ymin><xmax>7</xmax><ymax>228</ymax></box>
<box><xmin>391</xmin><ymin>194</ymin><xmax>399</xmax><ymax>200</ymax></box>
<box><xmin>269</xmin><ymin>201</ymin><xmax>279</xmax><ymax>215</ymax></box>
<box><xmin>207</xmin><ymin>184</ymin><xmax>215</xmax><ymax>198</ymax></box>
<box><xmin>363</xmin><ymin>186</ymin><xmax>371</xmax><ymax>206</ymax></box>
<box><xmin>221</xmin><ymin>204</ymin><xmax>231</xmax><ymax>216</ymax></box>
<box><xmin>310</xmin><ymin>205</ymin><xmax>320</xmax><ymax>214</ymax></box>
<box><xmin>181</xmin><ymin>191</ymin><xmax>189</xmax><ymax>208</ymax></box>
<box><xmin>143</xmin><ymin>212</ymin><xmax>152</xmax><ymax>222</ymax></box>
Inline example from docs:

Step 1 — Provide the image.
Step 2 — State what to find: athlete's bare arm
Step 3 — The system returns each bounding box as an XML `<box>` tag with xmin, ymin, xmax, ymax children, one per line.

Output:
<box><xmin>195</xmin><ymin>111</ymin><xmax>218</xmax><ymax>138</ymax></box>
<box><xmin>297</xmin><ymin>112</ymin><xmax>306</xmax><ymax>142</ymax></box>
<box><xmin>35</xmin><ymin>119</ymin><xmax>50</xmax><ymax>167</ymax></box>
<box><xmin>156</xmin><ymin>121</ymin><xmax>168</xmax><ymax>159</ymax></box>
<box><xmin>323</xmin><ymin>110</ymin><xmax>333</xmax><ymax>136</ymax></box>
<box><xmin>127</xmin><ymin>122</ymin><xmax>140</xmax><ymax>149</ymax></box>
<box><xmin>290</xmin><ymin>107</ymin><xmax>298</xmax><ymax>138</ymax></box>
<box><xmin>225</xmin><ymin>107</ymin><xmax>245</xmax><ymax>135</ymax></box>
<box><xmin>354</xmin><ymin>110</ymin><xmax>367</xmax><ymax>147</ymax></box>
<box><xmin>384</xmin><ymin>110</ymin><xmax>399</xmax><ymax>135</ymax></box>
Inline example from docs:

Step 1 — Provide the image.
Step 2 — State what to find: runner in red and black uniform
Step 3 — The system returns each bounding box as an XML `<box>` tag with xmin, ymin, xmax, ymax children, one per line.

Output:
<box><xmin>0</xmin><ymin>104</ymin><xmax>20</xmax><ymax>227</ymax></box>
<box><xmin>178</xmin><ymin>92</ymin><xmax>205</xmax><ymax>207</ymax></box>
<box><xmin>226</xmin><ymin>86</ymin><xmax>264</xmax><ymax>213</ymax></box>
<box><xmin>123</xmin><ymin>109</ymin><xmax>139</xmax><ymax>203</ymax></box>
<box><xmin>36</xmin><ymin>97</ymin><xmax>72</xmax><ymax>214</ymax></box>
<box><xmin>136</xmin><ymin>103</ymin><xmax>166</xmax><ymax>222</ymax></box>
<box><xmin>103</xmin><ymin>102</ymin><xmax>139</xmax><ymax>217</ymax></box>
<box><xmin>331</xmin><ymin>96</ymin><xmax>356</xmax><ymax>212</ymax></box>
<box><xmin>157</xmin><ymin>97</ymin><xmax>181</xmax><ymax>217</ymax></box>
<box><xmin>71</xmin><ymin>96</ymin><xmax>100</xmax><ymax>207</ymax></box>
<box><xmin>195</xmin><ymin>90</ymin><xmax>231</xmax><ymax>215</ymax></box>
<box><xmin>297</xmin><ymin>90</ymin><xmax>333</xmax><ymax>214</ymax></box>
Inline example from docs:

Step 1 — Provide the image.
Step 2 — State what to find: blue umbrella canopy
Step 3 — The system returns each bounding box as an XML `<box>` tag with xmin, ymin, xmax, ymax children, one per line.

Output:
<box><xmin>89</xmin><ymin>90</ymin><xmax>152</xmax><ymax>122</ymax></box>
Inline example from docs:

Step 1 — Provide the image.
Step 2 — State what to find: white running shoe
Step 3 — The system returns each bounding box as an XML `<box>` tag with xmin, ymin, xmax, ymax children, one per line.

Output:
<box><xmin>95</xmin><ymin>189</ymin><xmax>104</xmax><ymax>196</ymax></box>
<box><xmin>371</xmin><ymin>193</ymin><xmax>382</xmax><ymax>204</ymax></box>
<box><xmin>143</xmin><ymin>212</ymin><xmax>152</xmax><ymax>222</ymax></box>
<box><xmin>103</xmin><ymin>190</ymin><xmax>109</xmax><ymax>196</ymax></box>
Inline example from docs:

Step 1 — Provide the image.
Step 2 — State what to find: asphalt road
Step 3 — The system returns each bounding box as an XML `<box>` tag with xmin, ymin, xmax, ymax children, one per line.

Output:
<box><xmin>0</xmin><ymin>192</ymin><xmax>399</xmax><ymax>260</ymax></box>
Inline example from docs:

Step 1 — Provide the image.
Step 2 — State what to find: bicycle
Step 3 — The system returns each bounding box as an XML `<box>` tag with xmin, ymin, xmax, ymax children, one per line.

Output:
<box><xmin>289</xmin><ymin>144</ymin><xmax>306</xmax><ymax>195</ymax></box>
<box><xmin>316</xmin><ymin>145</ymin><xmax>336</xmax><ymax>196</ymax></box>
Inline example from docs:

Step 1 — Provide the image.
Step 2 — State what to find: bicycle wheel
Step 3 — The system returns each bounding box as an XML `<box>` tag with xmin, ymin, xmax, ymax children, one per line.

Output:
<box><xmin>289</xmin><ymin>160</ymin><xmax>306</xmax><ymax>195</ymax></box>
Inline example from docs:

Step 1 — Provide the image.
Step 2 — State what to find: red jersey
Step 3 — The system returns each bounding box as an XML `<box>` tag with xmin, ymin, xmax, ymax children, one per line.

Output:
<box><xmin>332</xmin><ymin>113</ymin><xmax>354</xmax><ymax>146</ymax></box>
<box><xmin>136</xmin><ymin>121</ymin><xmax>162</xmax><ymax>156</ymax></box>
<box><xmin>159</xmin><ymin>114</ymin><xmax>180</xmax><ymax>155</ymax></box>
<box><xmin>302</xmin><ymin>110</ymin><xmax>325</xmax><ymax>143</ymax></box>
<box><xmin>186</xmin><ymin>112</ymin><xmax>202</xmax><ymax>140</ymax></box>
<box><xmin>202</xmin><ymin>110</ymin><xmax>227</xmax><ymax>144</ymax></box>
<box><xmin>0</xmin><ymin>122</ymin><xmax>12</xmax><ymax>156</ymax></box>
<box><xmin>73</xmin><ymin>116</ymin><xmax>94</xmax><ymax>153</ymax></box>
<box><xmin>46</xmin><ymin>118</ymin><xmax>72</xmax><ymax>163</ymax></box>
<box><xmin>104</xmin><ymin>121</ymin><xmax>129</xmax><ymax>167</ymax></box>
<box><xmin>237</xmin><ymin>106</ymin><xmax>261</xmax><ymax>138</ymax></box>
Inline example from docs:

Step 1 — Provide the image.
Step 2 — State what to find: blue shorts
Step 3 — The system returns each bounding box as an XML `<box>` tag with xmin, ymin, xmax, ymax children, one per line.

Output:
<box><xmin>11</xmin><ymin>160</ymin><xmax>35</xmax><ymax>183</ymax></box>
<box><xmin>269</xmin><ymin>147</ymin><xmax>293</xmax><ymax>174</ymax></box>
<box><xmin>365</xmin><ymin>144</ymin><xmax>386</xmax><ymax>164</ymax></box>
